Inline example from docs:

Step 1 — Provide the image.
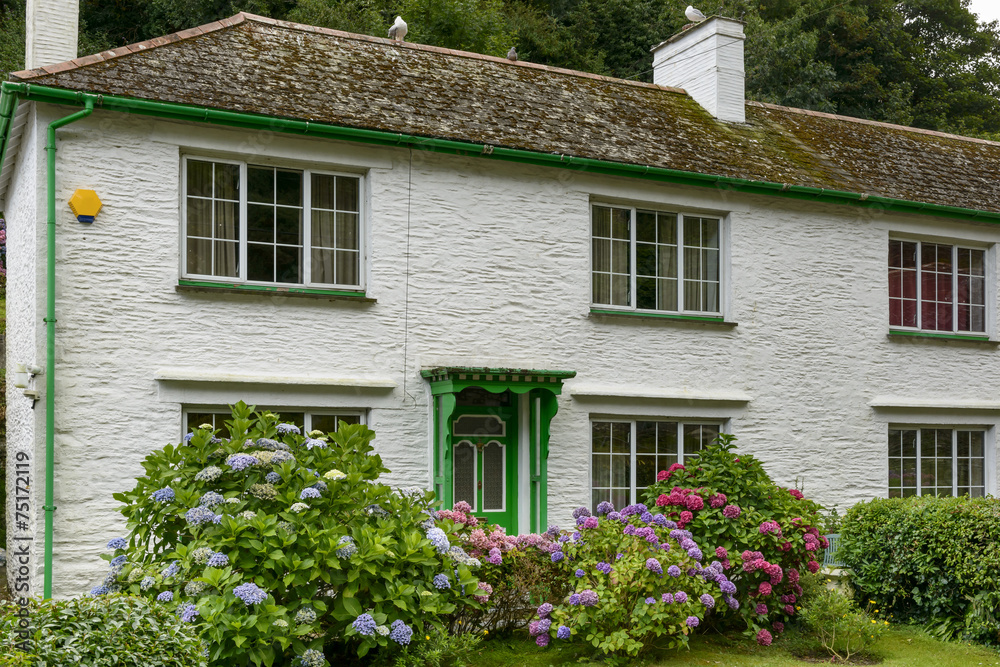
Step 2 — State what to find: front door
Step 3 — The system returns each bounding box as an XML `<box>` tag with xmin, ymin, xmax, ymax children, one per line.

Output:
<box><xmin>451</xmin><ymin>389</ymin><xmax>518</xmax><ymax>533</ymax></box>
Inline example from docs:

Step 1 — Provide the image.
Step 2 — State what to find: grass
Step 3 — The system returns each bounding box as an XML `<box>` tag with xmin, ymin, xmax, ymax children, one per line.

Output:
<box><xmin>464</xmin><ymin>625</ymin><xmax>1000</xmax><ymax>666</ymax></box>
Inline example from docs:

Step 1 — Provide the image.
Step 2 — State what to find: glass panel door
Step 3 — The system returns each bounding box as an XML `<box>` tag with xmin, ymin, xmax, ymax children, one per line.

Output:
<box><xmin>450</xmin><ymin>398</ymin><xmax>518</xmax><ymax>533</ymax></box>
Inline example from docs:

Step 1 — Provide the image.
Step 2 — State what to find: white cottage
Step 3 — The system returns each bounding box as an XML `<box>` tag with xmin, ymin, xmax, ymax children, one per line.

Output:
<box><xmin>4</xmin><ymin>6</ymin><xmax>1000</xmax><ymax>597</ymax></box>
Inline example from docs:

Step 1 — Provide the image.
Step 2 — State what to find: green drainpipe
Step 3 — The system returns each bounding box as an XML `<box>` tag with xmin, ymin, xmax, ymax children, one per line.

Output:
<box><xmin>43</xmin><ymin>99</ymin><xmax>94</xmax><ymax>599</ymax></box>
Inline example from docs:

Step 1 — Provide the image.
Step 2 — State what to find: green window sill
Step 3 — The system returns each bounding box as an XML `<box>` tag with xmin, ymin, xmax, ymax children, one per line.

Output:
<box><xmin>176</xmin><ymin>280</ymin><xmax>375</xmax><ymax>302</ymax></box>
<box><xmin>887</xmin><ymin>330</ymin><xmax>997</xmax><ymax>345</ymax></box>
<box><xmin>589</xmin><ymin>308</ymin><xmax>737</xmax><ymax>326</ymax></box>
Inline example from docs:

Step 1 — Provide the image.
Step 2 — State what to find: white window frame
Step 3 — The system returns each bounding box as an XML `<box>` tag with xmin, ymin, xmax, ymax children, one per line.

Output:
<box><xmin>888</xmin><ymin>237</ymin><xmax>989</xmax><ymax>335</ymax></box>
<box><xmin>589</xmin><ymin>418</ymin><xmax>725</xmax><ymax>509</ymax></box>
<box><xmin>590</xmin><ymin>203</ymin><xmax>727</xmax><ymax>316</ymax></box>
<box><xmin>181</xmin><ymin>156</ymin><xmax>366</xmax><ymax>290</ymax></box>
<box><xmin>183</xmin><ymin>406</ymin><xmax>367</xmax><ymax>439</ymax></box>
<box><xmin>887</xmin><ymin>424</ymin><xmax>992</xmax><ymax>498</ymax></box>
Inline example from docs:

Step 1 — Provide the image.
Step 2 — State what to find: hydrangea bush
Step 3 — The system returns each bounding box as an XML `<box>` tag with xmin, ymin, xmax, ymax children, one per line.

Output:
<box><xmin>94</xmin><ymin>402</ymin><xmax>484</xmax><ymax>664</ymax></box>
<box><xmin>439</xmin><ymin>502</ymin><xmax>568</xmax><ymax>633</ymax></box>
<box><xmin>641</xmin><ymin>435</ymin><xmax>828</xmax><ymax>642</ymax></box>
<box><xmin>534</xmin><ymin>503</ymin><xmax>725</xmax><ymax>660</ymax></box>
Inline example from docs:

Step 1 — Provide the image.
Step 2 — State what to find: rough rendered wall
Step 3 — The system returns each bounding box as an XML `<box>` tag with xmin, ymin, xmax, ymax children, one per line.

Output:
<box><xmin>20</xmin><ymin>105</ymin><xmax>1000</xmax><ymax>595</ymax></box>
<box><xmin>4</xmin><ymin>106</ymin><xmax>42</xmax><ymax>595</ymax></box>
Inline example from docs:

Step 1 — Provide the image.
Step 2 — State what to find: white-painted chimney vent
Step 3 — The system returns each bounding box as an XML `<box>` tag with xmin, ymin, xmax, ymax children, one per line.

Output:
<box><xmin>651</xmin><ymin>17</ymin><xmax>746</xmax><ymax>123</ymax></box>
<box><xmin>25</xmin><ymin>0</ymin><xmax>79</xmax><ymax>69</ymax></box>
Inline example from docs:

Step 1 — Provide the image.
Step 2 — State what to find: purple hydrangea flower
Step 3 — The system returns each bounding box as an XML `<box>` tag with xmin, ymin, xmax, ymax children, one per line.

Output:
<box><xmin>596</xmin><ymin>561</ymin><xmax>612</xmax><ymax>575</ymax></box>
<box><xmin>725</xmin><ymin>595</ymin><xmax>740</xmax><ymax>610</ymax></box>
<box><xmin>688</xmin><ymin>547</ymin><xmax>703</xmax><ymax>561</ymax></box>
<box><xmin>547</xmin><ymin>525</ymin><xmax>560</xmax><ymax>537</ymax></box>
<box><xmin>596</xmin><ymin>501</ymin><xmax>614</xmax><ymax>515</ymax></box>
<box><xmin>265</xmin><ymin>472</ymin><xmax>281</xmax><ymax>484</ymax></box>
<box><xmin>645</xmin><ymin>597</ymin><xmax>656</xmax><ymax>604</ymax></box>
<box><xmin>185</xmin><ymin>507</ymin><xmax>219</xmax><ymax>526</ymax></box>
<box><xmin>607</xmin><ymin>511</ymin><xmax>622</xmax><ymax>522</ymax></box>
<box><xmin>225</xmin><ymin>453</ymin><xmax>259</xmax><ymax>472</ymax></box>
<box><xmin>353</xmin><ymin>613</ymin><xmax>377</xmax><ymax>636</ymax></box>
<box><xmin>652</xmin><ymin>514</ymin><xmax>669</xmax><ymax>526</ymax></box>
<box><xmin>537</xmin><ymin>603</ymin><xmax>553</xmax><ymax>618</ymax></box>
<box><xmin>662</xmin><ymin>592</ymin><xmax>674</xmax><ymax>604</ymax></box>
<box><xmin>488</xmin><ymin>547</ymin><xmax>502</xmax><ymax>565</ymax></box>
<box><xmin>557</xmin><ymin>625</ymin><xmax>571</xmax><ymax>639</ymax></box>
<box><xmin>680</xmin><ymin>538</ymin><xmax>696</xmax><ymax>550</ymax></box>
<box><xmin>568</xmin><ymin>593</ymin><xmax>581</xmax><ymax>605</ymax></box>
<box><xmin>300</xmin><ymin>487</ymin><xmax>321</xmax><ymax>500</ymax></box>
<box><xmin>579</xmin><ymin>590</ymin><xmax>598</xmax><ymax>607</ymax></box>
<box><xmin>537</xmin><ymin>618</ymin><xmax>551</xmax><ymax>633</ymax></box>
<box><xmin>233</xmin><ymin>582</ymin><xmax>267</xmax><ymax>605</ymax></box>
<box><xmin>701</xmin><ymin>594</ymin><xmax>715</xmax><ymax>608</ymax></box>
<box><xmin>573</xmin><ymin>507</ymin><xmax>592</xmax><ymax>520</ymax></box>
<box><xmin>675</xmin><ymin>591</ymin><xmax>688</xmax><ymax>603</ymax></box>
<box><xmin>151</xmin><ymin>488</ymin><xmax>175</xmax><ymax>503</ymax></box>
<box><xmin>551</xmin><ymin>551</ymin><xmax>564</xmax><ymax>563</ymax></box>
<box><xmin>156</xmin><ymin>591</ymin><xmax>173</xmax><ymax>602</ymax></box>
<box><xmin>536</xmin><ymin>634</ymin><xmax>550</xmax><ymax>647</ymax></box>
<box><xmin>667</xmin><ymin>565</ymin><xmax>681</xmax><ymax>577</ymax></box>
<box><xmin>686</xmin><ymin>616</ymin><xmax>699</xmax><ymax>627</ymax></box>
<box><xmin>645</xmin><ymin>558</ymin><xmax>663</xmax><ymax>575</ymax></box>
<box><xmin>756</xmin><ymin>603</ymin><xmax>768</xmax><ymax>615</ymax></box>
<box><xmin>720</xmin><ymin>580</ymin><xmax>737</xmax><ymax>594</ymax></box>
<box><xmin>178</xmin><ymin>603</ymin><xmax>199</xmax><ymax>623</ymax></box>
<box><xmin>106</xmin><ymin>538</ymin><xmax>127</xmax><ymax>550</ymax></box>
<box><xmin>389</xmin><ymin>619</ymin><xmax>412</xmax><ymax>645</ymax></box>
<box><xmin>640</xmin><ymin>511</ymin><xmax>654</xmax><ymax>523</ymax></box>
<box><xmin>207</xmin><ymin>552</ymin><xmax>229</xmax><ymax>567</ymax></box>
<box><xmin>433</xmin><ymin>574</ymin><xmax>451</xmax><ymax>589</ymax></box>
<box><xmin>575</xmin><ymin>568</ymin><xmax>585</xmax><ymax>578</ymax></box>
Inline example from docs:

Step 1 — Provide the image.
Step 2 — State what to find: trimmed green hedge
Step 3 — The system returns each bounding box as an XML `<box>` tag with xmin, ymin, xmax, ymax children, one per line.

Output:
<box><xmin>839</xmin><ymin>496</ymin><xmax>1000</xmax><ymax>643</ymax></box>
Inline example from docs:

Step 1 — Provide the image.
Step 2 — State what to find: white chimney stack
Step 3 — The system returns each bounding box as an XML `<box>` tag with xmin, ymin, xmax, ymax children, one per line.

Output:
<box><xmin>25</xmin><ymin>0</ymin><xmax>79</xmax><ymax>69</ymax></box>
<box><xmin>651</xmin><ymin>17</ymin><xmax>746</xmax><ymax>123</ymax></box>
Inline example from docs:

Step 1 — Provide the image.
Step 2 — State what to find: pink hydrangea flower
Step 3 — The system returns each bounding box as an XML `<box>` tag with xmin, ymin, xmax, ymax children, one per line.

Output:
<box><xmin>759</xmin><ymin>520</ymin><xmax>781</xmax><ymax>535</ymax></box>
<box><xmin>755</xmin><ymin>603</ymin><xmax>768</xmax><ymax>615</ymax></box>
<box><xmin>722</xmin><ymin>504</ymin><xmax>741</xmax><ymax>519</ymax></box>
<box><xmin>758</xmin><ymin>582</ymin><xmax>772</xmax><ymax>596</ymax></box>
<box><xmin>684</xmin><ymin>495</ymin><xmax>704</xmax><ymax>511</ymax></box>
<box><xmin>656</xmin><ymin>494</ymin><xmax>670</xmax><ymax>507</ymax></box>
<box><xmin>582</xmin><ymin>516</ymin><xmax>599</xmax><ymax>529</ymax></box>
<box><xmin>656</xmin><ymin>470</ymin><xmax>670</xmax><ymax>482</ymax></box>
<box><xmin>453</xmin><ymin>501</ymin><xmax>472</xmax><ymax>514</ymax></box>
<box><xmin>807</xmin><ymin>560</ymin><xmax>821</xmax><ymax>574</ymax></box>
<box><xmin>788</xmin><ymin>489</ymin><xmax>804</xmax><ymax>500</ymax></box>
<box><xmin>679</xmin><ymin>511</ymin><xmax>693</xmax><ymax>523</ymax></box>
<box><xmin>788</xmin><ymin>568</ymin><xmax>800</xmax><ymax>584</ymax></box>
<box><xmin>757</xmin><ymin>629</ymin><xmax>773</xmax><ymax>646</ymax></box>
<box><xmin>773</xmin><ymin>621</ymin><xmax>784</xmax><ymax>634</ymax></box>
<box><xmin>715</xmin><ymin>546</ymin><xmax>728</xmax><ymax>559</ymax></box>
<box><xmin>709</xmin><ymin>493</ymin><xmax>727</xmax><ymax>509</ymax></box>
<box><xmin>785</xmin><ymin>604</ymin><xmax>795</xmax><ymax>615</ymax></box>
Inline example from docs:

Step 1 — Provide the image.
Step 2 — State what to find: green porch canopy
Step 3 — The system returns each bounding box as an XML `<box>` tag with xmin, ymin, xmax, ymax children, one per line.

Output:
<box><xmin>421</xmin><ymin>367</ymin><xmax>576</xmax><ymax>534</ymax></box>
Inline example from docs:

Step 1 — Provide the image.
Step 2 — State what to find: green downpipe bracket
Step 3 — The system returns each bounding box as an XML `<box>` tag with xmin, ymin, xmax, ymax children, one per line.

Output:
<box><xmin>1</xmin><ymin>82</ymin><xmax>999</xmax><ymax>226</ymax></box>
<box><xmin>43</xmin><ymin>99</ymin><xmax>94</xmax><ymax>599</ymax></box>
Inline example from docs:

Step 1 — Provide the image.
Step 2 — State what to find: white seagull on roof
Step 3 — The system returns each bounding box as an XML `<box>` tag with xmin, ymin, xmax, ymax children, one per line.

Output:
<box><xmin>507</xmin><ymin>47</ymin><xmax>518</xmax><ymax>61</ymax></box>
<box><xmin>685</xmin><ymin>5</ymin><xmax>707</xmax><ymax>22</ymax></box>
<box><xmin>388</xmin><ymin>16</ymin><xmax>408</xmax><ymax>41</ymax></box>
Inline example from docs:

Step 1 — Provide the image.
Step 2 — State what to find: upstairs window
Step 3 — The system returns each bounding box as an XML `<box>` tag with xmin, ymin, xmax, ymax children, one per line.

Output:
<box><xmin>888</xmin><ymin>240</ymin><xmax>985</xmax><ymax>333</ymax></box>
<box><xmin>183</xmin><ymin>157</ymin><xmax>363</xmax><ymax>289</ymax></box>
<box><xmin>591</xmin><ymin>204</ymin><xmax>722</xmax><ymax>314</ymax></box>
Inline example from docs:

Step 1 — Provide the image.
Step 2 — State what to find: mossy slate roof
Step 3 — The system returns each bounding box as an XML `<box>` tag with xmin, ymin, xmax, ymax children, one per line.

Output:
<box><xmin>12</xmin><ymin>13</ymin><xmax>1000</xmax><ymax>214</ymax></box>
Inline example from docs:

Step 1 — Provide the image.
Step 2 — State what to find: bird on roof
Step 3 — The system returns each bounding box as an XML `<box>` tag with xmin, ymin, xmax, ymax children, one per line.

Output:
<box><xmin>507</xmin><ymin>47</ymin><xmax>517</xmax><ymax>61</ymax></box>
<box><xmin>388</xmin><ymin>16</ymin><xmax>408</xmax><ymax>41</ymax></box>
<box><xmin>685</xmin><ymin>5</ymin><xmax>707</xmax><ymax>22</ymax></box>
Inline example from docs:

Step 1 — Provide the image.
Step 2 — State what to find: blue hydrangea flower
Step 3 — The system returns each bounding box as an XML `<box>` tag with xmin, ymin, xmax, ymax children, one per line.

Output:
<box><xmin>157</xmin><ymin>591</ymin><xmax>174</xmax><ymax>602</ymax></box>
<box><xmin>296</xmin><ymin>648</ymin><xmax>326</xmax><ymax>667</ymax></box>
<box><xmin>568</xmin><ymin>593</ymin><xmax>581</xmax><ymax>605</ymax></box>
<box><xmin>140</xmin><ymin>576</ymin><xmax>155</xmax><ymax>590</ymax></box>
<box><xmin>195</xmin><ymin>466</ymin><xmax>222</xmax><ymax>482</ymax></box>
<box><xmin>162</xmin><ymin>561</ymin><xmax>180</xmax><ymax>577</ymax></box>
<box><xmin>426</xmin><ymin>527</ymin><xmax>450</xmax><ymax>554</ymax></box>
<box><xmin>645</xmin><ymin>596</ymin><xmax>656</xmax><ymax>604</ymax></box>
<box><xmin>276</xmin><ymin>423</ymin><xmax>301</xmax><ymax>435</ymax></box>
<box><xmin>178</xmin><ymin>603</ymin><xmax>199</xmax><ymax>623</ymax></box>
<box><xmin>389</xmin><ymin>619</ymin><xmax>412</xmax><ymax>645</ymax></box>
<box><xmin>575</xmin><ymin>568</ymin><xmax>585</xmax><ymax>578</ymax></box>
<box><xmin>109</xmin><ymin>555</ymin><xmax>127</xmax><ymax>569</ymax></box>
<box><xmin>353</xmin><ymin>613</ymin><xmax>377</xmax><ymax>636</ymax></box>
<box><xmin>225</xmin><ymin>453</ymin><xmax>259</xmax><ymax>472</ymax></box>
<box><xmin>551</xmin><ymin>551</ymin><xmax>564</xmax><ymax>563</ymax></box>
<box><xmin>107</xmin><ymin>538</ymin><xmax>127</xmax><ymax>550</ymax></box>
<box><xmin>300</xmin><ymin>487</ymin><xmax>321</xmax><ymax>500</ymax></box>
<box><xmin>312</xmin><ymin>481</ymin><xmax>328</xmax><ymax>493</ymax></box>
<box><xmin>271</xmin><ymin>451</ymin><xmax>295</xmax><ymax>465</ymax></box>
<box><xmin>640</xmin><ymin>511</ymin><xmax>654</xmax><ymax>523</ymax></box>
<box><xmin>183</xmin><ymin>432</ymin><xmax>194</xmax><ymax>443</ymax></box>
<box><xmin>185</xmin><ymin>507</ymin><xmax>219</xmax><ymax>526</ymax></box>
<box><xmin>233</xmin><ymin>582</ymin><xmax>267</xmax><ymax>605</ymax></box>
<box><xmin>303</xmin><ymin>438</ymin><xmax>326</xmax><ymax>450</ymax></box>
<box><xmin>89</xmin><ymin>585</ymin><xmax>109</xmax><ymax>597</ymax></box>
<box><xmin>294</xmin><ymin>607</ymin><xmax>317</xmax><ymax>624</ymax></box>
<box><xmin>151</xmin><ymin>487</ymin><xmax>175</xmax><ymax>503</ymax></box>
<box><xmin>336</xmin><ymin>535</ymin><xmax>357</xmax><ymax>559</ymax></box>
<box><xmin>199</xmin><ymin>491</ymin><xmax>225</xmax><ymax>508</ymax></box>
<box><xmin>207</xmin><ymin>552</ymin><xmax>229</xmax><ymax>568</ymax></box>
<box><xmin>265</xmin><ymin>472</ymin><xmax>282</xmax><ymax>484</ymax></box>
<box><xmin>433</xmin><ymin>574</ymin><xmax>451</xmax><ymax>590</ymax></box>
<box><xmin>556</xmin><ymin>625</ymin><xmax>571</xmax><ymax>639</ymax></box>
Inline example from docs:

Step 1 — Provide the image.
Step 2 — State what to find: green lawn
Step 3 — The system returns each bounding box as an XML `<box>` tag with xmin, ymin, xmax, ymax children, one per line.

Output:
<box><xmin>466</xmin><ymin>625</ymin><xmax>1000</xmax><ymax>666</ymax></box>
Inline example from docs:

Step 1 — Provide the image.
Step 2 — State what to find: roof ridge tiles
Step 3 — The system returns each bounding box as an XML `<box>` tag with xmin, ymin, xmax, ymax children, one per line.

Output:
<box><xmin>749</xmin><ymin>100</ymin><xmax>1000</xmax><ymax>148</ymax></box>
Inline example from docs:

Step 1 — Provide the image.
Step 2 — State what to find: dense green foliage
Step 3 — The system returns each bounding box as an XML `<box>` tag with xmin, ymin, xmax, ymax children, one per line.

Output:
<box><xmin>799</xmin><ymin>588</ymin><xmax>886</xmax><ymax>661</ymax></box>
<box><xmin>641</xmin><ymin>435</ymin><xmax>827</xmax><ymax>641</ymax></box>
<box><xmin>0</xmin><ymin>0</ymin><xmax>997</xmax><ymax>137</ymax></box>
<box><xmin>839</xmin><ymin>495</ymin><xmax>1000</xmax><ymax>645</ymax></box>
<box><xmin>0</xmin><ymin>594</ymin><xmax>207</xmax><ymax>666</ymax></box>
<box><xmin>97</xmin><ymin>402</ymin><xmax>484</xmax><ymax>666</ymax></box>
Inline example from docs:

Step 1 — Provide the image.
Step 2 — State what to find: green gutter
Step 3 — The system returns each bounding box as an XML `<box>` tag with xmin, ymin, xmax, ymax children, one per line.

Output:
<box><xmin>1</xmin><ymin>82</ymin><xmax>999</xmax><ymax>225</ymax></box>
<box><xmin>43</xmin><ymin>99</ymin><xmax>94</xmax><ymax>598</ymax></box>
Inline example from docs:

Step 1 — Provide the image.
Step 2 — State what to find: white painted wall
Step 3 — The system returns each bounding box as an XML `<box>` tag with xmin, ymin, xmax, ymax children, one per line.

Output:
<box><xmin>25</xmin><ymin>0</ymin><xmax>79</xmax><ymax>69</ymax></box>
<box><xmin>7</xmin><ymin>105</ymin><xmax>1000</xmax><ymax>595</ymax></box>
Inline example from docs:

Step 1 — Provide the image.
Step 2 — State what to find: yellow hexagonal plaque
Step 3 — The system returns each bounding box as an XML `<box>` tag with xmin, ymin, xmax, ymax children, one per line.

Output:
<box><xmin>68</xmin><ymin>189</ymin><xmax>102</xmax><ymax>223</ymax></box>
